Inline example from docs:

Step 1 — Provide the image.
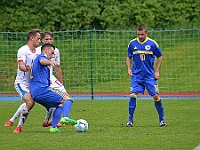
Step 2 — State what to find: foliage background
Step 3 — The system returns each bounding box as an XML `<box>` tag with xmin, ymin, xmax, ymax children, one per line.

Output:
<box><xmin>0</xmin><ymin>0</ymin><xmax>200</xmax><ymax>95</ymax></box>
<box><xmin>0</xmin><ymin>0</ymin><xmax>200</xmax><ymax>31</ymax></box>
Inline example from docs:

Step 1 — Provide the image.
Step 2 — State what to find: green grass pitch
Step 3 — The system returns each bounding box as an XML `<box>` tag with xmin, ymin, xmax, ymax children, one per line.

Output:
<box><xmin>1</xmin><ymin>99</ymin><xmax>200</xmax><ymax>150</ymax></box>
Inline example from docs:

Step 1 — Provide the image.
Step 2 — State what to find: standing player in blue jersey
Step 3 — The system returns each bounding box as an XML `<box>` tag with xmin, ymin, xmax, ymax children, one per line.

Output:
<box><xmin>30</xmin><ymin>43</ymin><xmax>77</xmax><ymax>133</ymax></box>
<box><xmin>126</xmin><ymin>24</ymin><xmax>166</xmax><ymax>127</ymax></box>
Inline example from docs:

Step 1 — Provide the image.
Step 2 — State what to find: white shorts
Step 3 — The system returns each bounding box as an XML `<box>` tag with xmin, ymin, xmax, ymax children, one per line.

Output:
<box><xmin>14</xmin><ymin>82</ymin><xmax>29</xmax><ymax>98</ymax></box>
<box><xmin>50</xmin><ymin>80</ymin><xmax>66</xmax><ymax>93</ymax></box>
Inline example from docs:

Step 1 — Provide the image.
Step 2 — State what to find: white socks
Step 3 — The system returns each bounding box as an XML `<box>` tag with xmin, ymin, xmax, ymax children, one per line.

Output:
<box><xmin>18</xmin><ymin>105</ymin><xmax>30</xmax><ymax>127</ymax></box>
<box><xmin>10</xmin><ymin>103</ymin><xmax>26</xmax><ymax>122</ymax></box>
<box><xmin>44</xmin><ymin>107</ymin><xmax>56</xmax><ymax>123</ymax></box>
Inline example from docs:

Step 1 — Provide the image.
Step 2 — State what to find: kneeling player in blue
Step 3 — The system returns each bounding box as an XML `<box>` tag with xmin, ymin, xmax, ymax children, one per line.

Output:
<box><xmin>30</xmin><ymin>43</ymin><xmax>77</xmax><ymax>132</ymax></box>
<box><xmin>126</xmin><ymin>24</ymin><xmax>166</xmax><ymax>127</ymax></box>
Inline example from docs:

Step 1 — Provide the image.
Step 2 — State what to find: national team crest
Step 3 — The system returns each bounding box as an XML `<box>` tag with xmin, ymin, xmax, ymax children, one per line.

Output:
<box><xmin>145</xmin><ymin>45</ymin><xmax>151</xmax><ymax>51</ymax></box>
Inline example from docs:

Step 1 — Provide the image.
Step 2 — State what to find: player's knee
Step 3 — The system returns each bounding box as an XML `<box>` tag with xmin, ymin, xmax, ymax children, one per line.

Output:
<box><xmin>25</xmin><ymin>99</ymin><xmax>35</xmax><ymax>110</ymax></box>
<box><xmin>27</xmin><ymin>99</ymin><xmax>35</xmax><ymax>105</ymax></box>
<box><xmin>23</xmin><ymin>93</ymin><xmax>34</xmax><ymax>103</ymax></box>
<box><xmin>58</xmin><ymin>97</ymin><xmax>73</xmax><ymax>107</ymax></box>
<box><xmin>67</xmin><ymin>98</ymin><xmax>73</xmax><ymax>103</ymax></box>
<box><xmin>153</xmin><ymin>94</ymin><xmax>160</xmax><ymax>101</ymax></box>
<box><xmin>130</xmin><ymin>93</ymin><xmax>137</xmax><ymax>98</ymax></box>
<box><xmin>67</xmin><ymin>96</ymin><xmax>73</xmax><ymax>102</ymax></box>
<box><xmin>26</xmin><ymin>99</ymin><xmax>34</xmax><ymax>104</ymax></box>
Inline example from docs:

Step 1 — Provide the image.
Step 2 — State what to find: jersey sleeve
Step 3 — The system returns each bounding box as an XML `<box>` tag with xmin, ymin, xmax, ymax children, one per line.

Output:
<box><xmin>127</xmin><ymin>41</ymin><xmax>133</xmax><ymax>57</ymax></box>
<box><xmin>153</xmin><ymin>42</ymin><xmax>162</xmax><ymax>57</ymax></box>
<box><xmin>38</xmin><ymin>54</ymin><xmax>48</xmax><ymax>64</ymax></box>
<box><xmin>17</xmin><ymin>47</ymin><xmax>26</xmax><ymax>63</ymax></box>
<box><xmin>54</xmin><ymin>48</ymin><xmax>60</xmax><ymax>65</ymax></box>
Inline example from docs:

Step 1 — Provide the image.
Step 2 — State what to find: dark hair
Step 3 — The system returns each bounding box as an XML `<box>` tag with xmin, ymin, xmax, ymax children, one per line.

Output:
<box><xmin>42</xmin><ymin>31</ymin><xmax>53</xmax><ymax>39</ymax></box>
<box><xmin>41</xmin><ymin>43</ymin><xmax>55</xmax><ymax>52</ymax></box>
<box><xmin>27</xmin><ymin>29</ymin><xmax>40</xmax><ymax>41</ymax></box>
<box><xmin>136</xmin><ymin>24</ymin><xmax>147</xmax><ymax>32</ymax></box>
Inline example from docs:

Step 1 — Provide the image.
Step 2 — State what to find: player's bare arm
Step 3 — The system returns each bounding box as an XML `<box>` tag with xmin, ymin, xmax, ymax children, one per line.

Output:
<box><xmin>154</xmin><ymin>56</ymin><xmax>162</xmax><ymax>80</ymax></box>
<box><xmin>126</xmin><ymin>57</ymin><xmax>133</xmax><ymax>76</ymax></box>
<box><xmin>55</xmin><ymin>65</ymin><xmax>63</xmax><ymax>84</ymax></box>
<box><xmin>18</xmin><ymin>62</ymin><xmax>31</xmax><ymax>72</ymax></box>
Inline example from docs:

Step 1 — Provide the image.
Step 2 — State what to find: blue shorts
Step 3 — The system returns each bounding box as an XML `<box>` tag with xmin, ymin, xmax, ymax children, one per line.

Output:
<box><xmin>34</xmin><ymin>87</ymin><xmax>66</xmax><ymax>110</ymax></box>
<box><xmin>130</xmin><ymin>76</ymin><xmax>159</xmax><ymax>96</ymax></box>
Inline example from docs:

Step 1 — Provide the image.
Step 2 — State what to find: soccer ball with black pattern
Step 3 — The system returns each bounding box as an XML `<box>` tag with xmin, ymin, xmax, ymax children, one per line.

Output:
<box><xmin>74</xmin><ymin>119</ymin><xmax>88</xmax><ymax>132</ymax></box>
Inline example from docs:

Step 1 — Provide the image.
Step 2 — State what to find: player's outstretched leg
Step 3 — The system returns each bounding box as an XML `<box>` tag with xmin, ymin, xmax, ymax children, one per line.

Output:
<box><xmin>60</xmin><ymin>100</ymin><xmax>77</xmax><ymax>126</ymax></box>
<box><xmin>4</xmin><ymin>103</ymin><xmax>26</xmax><ymax>127</ymax></box>
<box><xmin>60</xmin><ymin>117</ymin><xmax>77</xmax><ymax>126</ymax></box>
<box><xmin>13</xmin><ymin>106</ymin><xmax>30</xmax><ymax>133</ymax></box>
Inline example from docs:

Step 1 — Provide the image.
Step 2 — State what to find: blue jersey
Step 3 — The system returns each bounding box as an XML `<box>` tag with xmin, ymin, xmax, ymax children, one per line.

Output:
<box><xmin>30</xmin><ymin>54</ymin><xmax>51</xmax><ymax>98</ymax></box>
<box><xmin>127</xmin><ymin>37</ymin><xmax>162</xmax><ymax>79</ymax></box>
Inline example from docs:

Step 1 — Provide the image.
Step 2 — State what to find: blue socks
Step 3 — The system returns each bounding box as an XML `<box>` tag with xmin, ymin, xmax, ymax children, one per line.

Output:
<box><xmin>128</xmin><ymin>96</ymin><xmax>165</xmax><ymax>123</ymax></box>
<box><xmin>52</xmin><ymin>107</ymin><xmax>62</xmax><ymax>127</ymax></box>
<box><xmin>62</xmin><ymin>100</ymin><xmax>72</xmax><ymax>117</ymax></box>
<box><xmin>51</xmin><ymin>99</ymin><xmax>73</xmax><ymax>128</ymax></box>
<box><xmin>154</xmin><ymin>99</ymin><xmax>164</xmax><ymax>122</ymax></box>
<box><xmin>128</xmin><ymin>97</ymin><xmax>136</xmax><ymax>123</ymax></box>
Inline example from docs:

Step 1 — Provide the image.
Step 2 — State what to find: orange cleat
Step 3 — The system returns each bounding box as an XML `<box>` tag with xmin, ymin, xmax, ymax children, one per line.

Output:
<box><xmin>42</xmin><ymin>121</ymin><xmax>49</xmax><ymax>127</ymax></box>
<box><xmin>56</xmin><ymin>122</ymin><xmax>62</xmax><ymax>128</ymax></box>
<box><xmin>47</xmin><ymin>121</ymin><xmax>52</xmax><ymax>126</ymax></box>
<box><xmin>4</xmin><ymin>120</ymin><xmax>13</xmax><ymax>127</ymax></box>
<box><xmin>13</xmin><ymin>126</ymin><xmax>22</xmax><ymax>133</ymax></box>
<box><xmin>42</xmin><ymin>121</ymin><xmax>62</xmax><ymax>128</ymax></box>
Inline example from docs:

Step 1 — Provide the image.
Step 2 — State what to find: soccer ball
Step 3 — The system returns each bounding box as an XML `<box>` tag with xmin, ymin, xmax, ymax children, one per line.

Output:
<box><xmin>74</xmin><ymin>119</ymin><xmax>88</xmax><ymax>132</ymax></box>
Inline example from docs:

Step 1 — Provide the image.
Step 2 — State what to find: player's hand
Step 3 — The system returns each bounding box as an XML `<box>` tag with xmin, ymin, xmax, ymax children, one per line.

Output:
<box><xmin>128</xmin><ymin>69</ymin><xmax>133</xmax><ymax>76</ymax></box>
<box><xmin>25</xmin><ymin>64</ymin><xmax>31</xmax><ymax>71</ymax></box>
<box><xmin>154</xmin><ymin>71</ymin><xmax>160</xmax><ymax>80</ymax></box>
<box><xmin>50</xmin><ymin>60</ymin><xmax>58</xmax><ymax>66</ymax></box>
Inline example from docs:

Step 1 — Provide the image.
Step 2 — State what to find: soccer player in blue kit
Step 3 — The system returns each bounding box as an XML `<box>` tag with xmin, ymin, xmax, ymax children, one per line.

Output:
<box><xmin>126</xmin><ymin>24</ymin><xmax>166</xmax><ymax>127</ymax></box>
<box><xmin>30</xmin><ymin>43</ymin><xmax>77</xmax><ymax>132</ymax></box>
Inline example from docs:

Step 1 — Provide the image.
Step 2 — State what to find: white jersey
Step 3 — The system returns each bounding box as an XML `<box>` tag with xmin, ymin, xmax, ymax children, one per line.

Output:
<box><xmin>36</xmin><ymin>46</ymin><xmax>60</xmax><ymax>83</ymax></box>
<box><xmin>15</xmin><ymin>45</ymin><xmax>40</xmax><ymax>86</ymax></box>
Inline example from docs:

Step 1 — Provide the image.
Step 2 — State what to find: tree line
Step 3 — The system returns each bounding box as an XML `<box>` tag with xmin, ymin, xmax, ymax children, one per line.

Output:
<box><xmin>0</xmin><ymin>0</ymin><xmax>200</xmax><ymax>32</ymax></box>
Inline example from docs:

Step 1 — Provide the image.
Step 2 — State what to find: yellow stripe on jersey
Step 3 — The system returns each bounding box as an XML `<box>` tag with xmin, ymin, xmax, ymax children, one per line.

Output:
<box><xmin>148</xmin><ymin>38</ymin><xmax>159</xmax><ymax>47</ymax></box>
<box><xmin>136</xmin><ymin>37</ymin><xmax>148</xmax><ymax>44</ymax></box>
<box><xmin>128</xmin><ymin>38</ymin><xmax>137</xmax><ymax>47</ymax></box>
<box><xmin>49</xmin><ymin>87</ymin><xmax>73</xmax><ymax>107</ymax></box>
<box><xmin>133</xmin><ymin>50</ymin><xmax>153</xmax><ymax>54</ymax></box>
<box><xmin>136</xmin><ymin>37</ymin><xmax>159</xmax><ymax>47</ymax></box>
<box><xmin>49</xmin><ymin>87</ymin><xmax>66</xmax><ymax>98</ymax></box>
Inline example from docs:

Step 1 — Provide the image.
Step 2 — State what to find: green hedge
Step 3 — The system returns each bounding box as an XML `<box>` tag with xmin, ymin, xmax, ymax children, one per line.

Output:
<box><xmin>0</xmin><ymin>0</ymin><xmax>200</xmax><ymax>31</ymax></box>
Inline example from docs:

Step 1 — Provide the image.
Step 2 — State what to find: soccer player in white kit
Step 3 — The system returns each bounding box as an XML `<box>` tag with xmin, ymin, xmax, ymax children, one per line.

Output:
<box><xmin>4</xmin><ymin>29</ymin><xmax>41</xmax><ymax>133</ymax></box>
<box><xmin>4</xmin><ymin>31</ymin><xmax>70</xmax><ymax>130</ymax></box>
